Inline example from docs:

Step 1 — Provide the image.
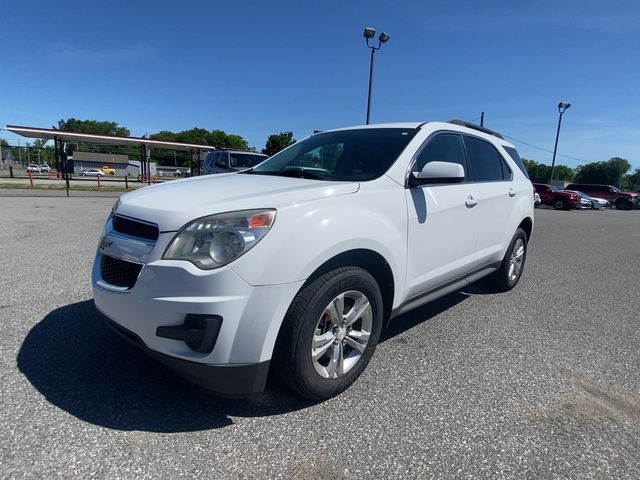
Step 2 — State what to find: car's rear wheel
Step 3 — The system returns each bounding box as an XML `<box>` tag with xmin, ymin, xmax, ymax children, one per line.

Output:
<box><xmin>553</xmin><ymin>199</ymin><xmax>566</xmax><ymax>210</ymax></box>
<box><xmin>490</xmin><ymin>228</ymin><xmax>528</xmax><ymax>292</ymax></box>
<box><xmin>274</xmin><ymin>267</ymin><xmax>383</xmax><ymax>399</ymax></box>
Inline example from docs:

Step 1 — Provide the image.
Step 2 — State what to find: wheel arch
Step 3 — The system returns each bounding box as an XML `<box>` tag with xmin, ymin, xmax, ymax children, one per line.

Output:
<box><xmin>300</xmin><ymin>249</ymin><xmax>395</xmax><ymax>322</ymax></box>
<box><xmin>518</xmin><ymin>217</ymin><xmax>533</xmax><ymax>242</ymax></box>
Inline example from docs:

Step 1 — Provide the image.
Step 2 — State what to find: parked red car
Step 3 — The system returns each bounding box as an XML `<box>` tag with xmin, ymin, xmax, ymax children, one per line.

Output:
<box><xmin>564</xmin><ymin>184</ymin><xmax>639</xmax><ymax>210</ymax></box>
<box><xmin>532</xmin><ymin>183</ymin><xmax>581</xmax><ymax>210</ymax></box>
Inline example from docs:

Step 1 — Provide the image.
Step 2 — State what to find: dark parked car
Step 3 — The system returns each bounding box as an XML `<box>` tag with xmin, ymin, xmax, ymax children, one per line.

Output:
<box><xmin>202</xmin><ymin>150</ymin><xmax>268</xmax><ymax>175</ymax></box>
<box><xmin>532</xmin><ymin>183</ymin><xmax>581</xmax><ymax>210</ymax></box>
<box><xmin>564</xmin><ymin>184</ymin><xmax>639</xmax><ymax>210</ymax></box>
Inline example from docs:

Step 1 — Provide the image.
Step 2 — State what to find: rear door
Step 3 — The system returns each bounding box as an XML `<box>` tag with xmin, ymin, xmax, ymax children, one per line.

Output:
<box><xmin>463</xmin><ymin>135</ymin><xmax>517</xmax><ymax>266</ymax></box>
<box><xmin>404</xmin><ymin>133</ymin><xmax>480</xmax><ymax>298</ymax></box>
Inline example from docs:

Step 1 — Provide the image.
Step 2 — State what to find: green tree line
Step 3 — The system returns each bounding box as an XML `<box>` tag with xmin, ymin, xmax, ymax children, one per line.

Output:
<box><xmin>522</xmin><ymin>157</ymin><xmax>639</xmax><ymax>190</ymax></box>
<box><xmin>51</xmin><ymin>118</ymin><xmax>296</xmax><ymax>167</ymax></box>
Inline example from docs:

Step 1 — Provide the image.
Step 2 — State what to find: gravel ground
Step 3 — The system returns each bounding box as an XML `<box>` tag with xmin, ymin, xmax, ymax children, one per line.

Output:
<box><xmin>1</xmin><ymin>193</ymin><xmax>638</xmax><ymax>479</ymax></box>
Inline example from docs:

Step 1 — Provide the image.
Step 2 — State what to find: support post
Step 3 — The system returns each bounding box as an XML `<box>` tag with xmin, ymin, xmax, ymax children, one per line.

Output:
<box><xmin>366</xmin><ymin>47</ymin><xmax>375</xmax><ymax>125</ymax></box>
<box><xmin>549</xmin><ymin>111</ymin><xmax>564</xmax><ymax>183</ymax></box>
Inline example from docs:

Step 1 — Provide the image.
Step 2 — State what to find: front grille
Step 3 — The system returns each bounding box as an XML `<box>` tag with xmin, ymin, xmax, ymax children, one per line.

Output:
<box><xmin>100</xmin><ymin>254</ymin><xmax>143</xmax><ymax>289</ymax></box>
<box><xmin>113</xmin><ymin>215</ymin><xmax>159</xmax><ymax>241</ymax></box>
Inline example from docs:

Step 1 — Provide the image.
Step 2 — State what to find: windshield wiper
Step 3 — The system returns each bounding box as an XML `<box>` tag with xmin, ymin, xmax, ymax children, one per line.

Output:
<box><xmin>245</xmin><ymin>167</ymin><xmax>327</xmax><ymax>180</ymax></box>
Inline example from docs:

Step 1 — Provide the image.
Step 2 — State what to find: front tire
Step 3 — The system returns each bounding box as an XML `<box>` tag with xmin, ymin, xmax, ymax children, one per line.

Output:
<box><xmin>553</xmin><ymin>199</ymin><xmax>566</xmax><ymax>210</ymax></box>
<box><xmin>615</xmin><ymin>198</ymin><xmax>632</xmax><ymax>210</ymax></box>
<box><xmin>490</xmin><ymin>228</ymin><xmax>528</xmax><ymax>292</ymax></box>
<box><xmin>273</xmin><ymin>267</ymin><xmax>383</xmax><ymax>399</ymax></box>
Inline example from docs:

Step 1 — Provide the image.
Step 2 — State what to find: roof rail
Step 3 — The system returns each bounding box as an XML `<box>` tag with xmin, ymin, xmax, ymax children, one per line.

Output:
<box><xmin>447</xmin><ymin>119</ymin><xmax>504</xmax><ymax>139</ymax></box>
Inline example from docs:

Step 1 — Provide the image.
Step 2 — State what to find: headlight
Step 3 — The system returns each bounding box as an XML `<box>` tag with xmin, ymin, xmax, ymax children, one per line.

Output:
<box><xmin>163</xmin><ymin>209</ymin><xmax>276</xmax><ymax>269</ymax></box>
<box><xmin>109</xmin><ymin>199</ymin><xmax>121</xmax><ymax>218</ymax></box>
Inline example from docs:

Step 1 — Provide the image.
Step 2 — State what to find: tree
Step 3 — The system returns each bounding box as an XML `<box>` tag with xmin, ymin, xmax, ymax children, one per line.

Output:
<box><xmin>574</xmin><ymin>157</ymin><xmax>631</xmax><ymax>186</ymax></box>
<box><xmin>148</xmin><ymin>128</ymin><xmax>250</xmax><ymax>166</ymax></box>
<box><xmin>57</xmin><ymin>118</ymin><xmax>132</xmax><ymax>156</ymax></box>
<box><xmin>225</xmin><ymin>134</ymin><xmax>250</xmax><ymax>150</ymax></box>
<box><xmin>262</xmin><ymin>131</ymin><xmax>296</xmax><ymax>156</ymax></box>
<box><xmin>622</xmin><ymin>168</ymin><xmax>640</xmax><ymax>192</ymax></box>
<box><xmin>149</xmin><ymin>130</ymin><xmax>178</xmax><ymax>142</ymax></box>
<box><xmin>57</xmin><ymin>118</ymin><xmax>130</xmax><ymax>137</ymax></box>
<box><xmin>175</xmin><ymin>128</ymin><xmax>210</xmax><ymax>145</ymax></box>
<box><xmin>521</xmin><ymin>158</ymin><xmax>574</xmax><ymax>183</ymax></box>
<box><xmin>207</xmin><ymin>130</ymin><xmax>249</xmax><ymax>150</ymax></box>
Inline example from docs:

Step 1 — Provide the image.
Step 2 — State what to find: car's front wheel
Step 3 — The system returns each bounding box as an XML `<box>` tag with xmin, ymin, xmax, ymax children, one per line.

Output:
<box><xmin>553</xmin><ymin>199</ymin><xmax>566</xmax><ymax>210</ymax></box>
<box><xmin>274</xmin><ymin>267</ymin><xmax>383</xmax><ymax>399</ymax></box>
<box><xmin>615</xmin><ymin>198</ymin><xmax>633</xmax><ymax>210</ymax></box>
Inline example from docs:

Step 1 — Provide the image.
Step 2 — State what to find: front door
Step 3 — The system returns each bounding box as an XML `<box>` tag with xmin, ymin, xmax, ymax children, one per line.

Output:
<box><xmin>404</xmin><ymin>133</ymin><xmax>480</xmax><ymax>298</ymax></box>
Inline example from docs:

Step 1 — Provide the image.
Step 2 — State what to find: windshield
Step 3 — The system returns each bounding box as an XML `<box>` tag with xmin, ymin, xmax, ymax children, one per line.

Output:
<box><xmin>610</xmin><ymin>186</ymin><xmax>621</xmax><ymax>192</ymax></box>
<box><xmin>248</xmin><ymin>128</ymin><xmax>419</xmax><ymax>181</ymax></box>
<box><xmin>549</xmin><ymin>185</ymin><xmax>560</xmax><ymax>192</ymax></box>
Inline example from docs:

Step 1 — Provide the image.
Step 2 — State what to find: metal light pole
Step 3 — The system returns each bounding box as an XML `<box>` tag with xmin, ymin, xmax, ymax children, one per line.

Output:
<box><xmin>363</xmin><ymin>27</ymin><xmax>390</xmax><ymax>125</ymax></box>
<box><xmin>549</xmin><ymin>101</ymin><xmax>571</xmax><ymax>182</ymax></box>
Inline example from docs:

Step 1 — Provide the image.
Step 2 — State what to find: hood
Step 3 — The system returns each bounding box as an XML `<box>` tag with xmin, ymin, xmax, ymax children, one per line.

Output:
<box><xmin>116</xmin><ymin>173</ymin><xmax>359</xmax><ymax>231</ymax></box>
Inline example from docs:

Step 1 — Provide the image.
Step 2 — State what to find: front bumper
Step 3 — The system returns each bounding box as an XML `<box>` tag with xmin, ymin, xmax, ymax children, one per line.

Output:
<box><xmin>92</xmin><ymin>238</ymin><xmax>304</xmax><ymax>395</ymax></box>
<box><xmin>105</xmin><ymin>316</ymin><xmax>270</xmax><ymax>396</ymax></box>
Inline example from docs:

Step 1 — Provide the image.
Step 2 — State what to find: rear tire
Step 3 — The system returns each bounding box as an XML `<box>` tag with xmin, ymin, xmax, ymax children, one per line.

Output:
<box><xmin>273</xmin><ymin>267</ymin><xmax>383</xmax><ymax>399</ymax></box>
<box><xmin>490</xmin><ymin>228</ymin><xmax>528</xmax><ymax>292</ymax></box>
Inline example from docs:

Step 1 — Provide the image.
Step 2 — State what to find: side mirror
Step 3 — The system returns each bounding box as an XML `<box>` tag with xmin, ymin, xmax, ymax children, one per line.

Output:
<box><xmin>215</xmin><ymin>159</ymin><xmax>228</xmax><ymax>168</ymax></box>
<box><xmin>410</xmin><ymin>161</ymin><xmax>465</xmax><ymax>186</ymax></box>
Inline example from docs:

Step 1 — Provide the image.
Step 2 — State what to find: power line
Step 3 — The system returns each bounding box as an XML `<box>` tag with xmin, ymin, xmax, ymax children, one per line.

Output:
<box><xmin>502</xmin><ymin>134</ymin><xmax>588</xmax><ymax>164</ymax></box>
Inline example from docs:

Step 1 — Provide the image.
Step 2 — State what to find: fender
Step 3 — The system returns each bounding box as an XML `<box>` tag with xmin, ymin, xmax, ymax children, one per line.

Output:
<box><xmin>230</xmin><ymin>176</ymin><xmax>409</xmax><ymax>307</ymax></box>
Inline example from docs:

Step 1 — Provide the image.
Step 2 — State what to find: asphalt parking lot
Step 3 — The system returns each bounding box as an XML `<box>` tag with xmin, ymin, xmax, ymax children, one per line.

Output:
<box><xmin>1</xmin><ymin>192</ymin><xmax>638</xmax><ymax>479</ymax></box>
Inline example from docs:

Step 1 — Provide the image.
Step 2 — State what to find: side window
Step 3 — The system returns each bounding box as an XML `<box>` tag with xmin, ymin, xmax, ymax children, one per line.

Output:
<box><xmin>204</xmin><ymin>152</ymin><xmax>216</xmax><ymax>168</ymax></box>
<box><xmin>413</xmin><ymin>133</ymin><xmax>466</xmax><ymax>177</ymax></box>
<box><xmin>217</xmin><ymin>152</ymin><xmax>229</xmax><ymax>168</ymax></box>
<box><xmin>464</xmin><ymin>136</ymin><xmax>505</xmax><ymax>182</ymax></box>
<box><xmin>209</xmin><ymin>152</ymin><xmax>222</xmax><ymax>168</ymax></box>
<box><xmin>500</xmin><ymin>157</ymin><xmax>513</xmax><ymax>181</ymax></box>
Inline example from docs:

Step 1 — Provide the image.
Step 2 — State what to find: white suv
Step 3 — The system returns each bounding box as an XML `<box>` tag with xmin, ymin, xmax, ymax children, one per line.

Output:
<box><xmin>92</xmin><ymin>120</ymin><xmax>534</xmax><ymax>399</ymax></box>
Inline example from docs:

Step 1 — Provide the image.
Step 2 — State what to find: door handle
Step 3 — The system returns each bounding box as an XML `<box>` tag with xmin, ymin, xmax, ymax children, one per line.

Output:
<box><xmin>508</xmin><ymin>188</ymin><xmax>516</xmax><ymax>197</ymax></box>
<box><xmin>465</xmin><ymin>195</ymin><xmax>478</xmax><ymax>208</ymax></box>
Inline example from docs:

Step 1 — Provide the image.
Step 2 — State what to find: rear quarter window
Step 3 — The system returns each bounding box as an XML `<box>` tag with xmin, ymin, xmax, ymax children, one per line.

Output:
<box><xmin>503</xmin><ymin>146</ymin><xmax>529</xmax><ymax>179</ymax></box>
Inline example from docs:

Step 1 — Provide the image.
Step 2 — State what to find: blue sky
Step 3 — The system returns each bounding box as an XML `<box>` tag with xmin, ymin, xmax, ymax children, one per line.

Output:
<box><xmin>1</xmin><ymin>0</ymin><xmax>639</xmax><ymax>169</ymax></box>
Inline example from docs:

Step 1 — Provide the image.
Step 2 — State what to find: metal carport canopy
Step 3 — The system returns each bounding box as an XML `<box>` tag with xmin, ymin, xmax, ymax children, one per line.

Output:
<box><xmin>5</xmin><ymin>125</ymin><xmax>215</xmax><ymax>151</ymax></box>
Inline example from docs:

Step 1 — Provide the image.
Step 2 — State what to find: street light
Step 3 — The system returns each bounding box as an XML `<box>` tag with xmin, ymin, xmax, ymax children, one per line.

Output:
<box><xmin>549</xmin><ymin>101</ymin><xmax>571</xmax><ymax>183</ymax></box>
<box><xmin>363</xmin><ymin>26</ymin><xmax>390</xmax><ymax>124</ymax></box>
